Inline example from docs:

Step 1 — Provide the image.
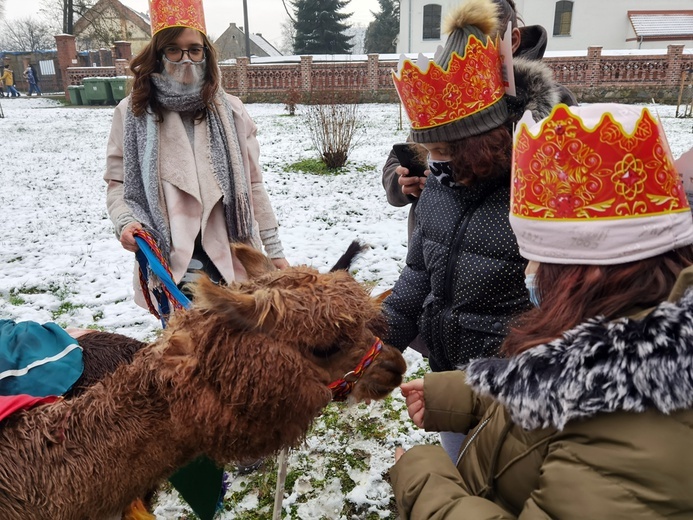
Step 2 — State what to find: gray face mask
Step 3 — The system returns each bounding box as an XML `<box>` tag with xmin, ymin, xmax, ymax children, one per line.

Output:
<box><xmin>160</xmin><ymin>56</ymin><xmax>207</xmax><ymax>93</ymax></box>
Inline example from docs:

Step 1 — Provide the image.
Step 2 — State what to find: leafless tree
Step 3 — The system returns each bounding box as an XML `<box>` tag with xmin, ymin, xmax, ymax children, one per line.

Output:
<box><xmin>0</xmin><ymin>17</ymin><xmax>55</xmax><ymax>52</ymax></box>
<box><xmin>0</xmin><ymin>0</ymin><xmax>6</xmax><ymax>21</ymax></box>
<box><xmin>279</xmin><ymin>19</ymin><xmax>295</xmax><ymax>55</ymax></box>
<box><xmin>39</xmin><ymin>0</ymin><xmax>95</xmax><ymax>35</ymax></box>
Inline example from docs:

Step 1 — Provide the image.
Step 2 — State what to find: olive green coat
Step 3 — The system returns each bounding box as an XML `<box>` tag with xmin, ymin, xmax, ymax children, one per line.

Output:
<box><xmin>391</xmin><ymin>274</ymin><xmax>693</xmax><ymax>519</ymax></box>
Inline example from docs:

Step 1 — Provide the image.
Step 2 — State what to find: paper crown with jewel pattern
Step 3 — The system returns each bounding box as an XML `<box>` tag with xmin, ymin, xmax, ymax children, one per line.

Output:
<box><xmin>392</xmin><ymin>0</ymin><xmax>509</xmax><ymax>143</ymax></box>
<box><xmin>509</xmin><ymin>103</ymin><xmax>693</xmax><ymax>264</ymax></box>
<box><xmin>392</xmin><ymin>35</ymin><xmax>505</xmax><ymax>131</ymax></box>
<box><xmin>149</xmin><ymin>0</ymin><xmax>206</xmax><ymax>36</ymax></box>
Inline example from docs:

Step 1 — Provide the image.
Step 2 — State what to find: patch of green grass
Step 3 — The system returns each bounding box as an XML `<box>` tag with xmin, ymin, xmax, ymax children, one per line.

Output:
<box><xmin>285</xmin><ymin>157</ymin><xmax>337</xmax><ymax>175</ymax></box>
<box><xmin>7</xmin><ymin>257</ymin><xmax>22</xmax><ymax>263</ymax></box>
<box><xmin>8</xmin><ymin>294</ymin><xmax>26</xmax><ymax>306</ymax></box>
<box><xmin>51</xmin><ymin>301</ymin><xmax>84</xmax><ymax>321</ymax></box>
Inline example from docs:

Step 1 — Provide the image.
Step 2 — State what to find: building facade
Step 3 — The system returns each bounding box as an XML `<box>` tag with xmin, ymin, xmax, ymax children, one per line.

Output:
<box><xmin>214</xmin><ymin>23</ymin><xmax>282</xmax><ymax>61</ymax></box>
<box><xmin>73</xmin><ymin>0</ymin><xmax>151</xmax><ymax>55</ymax></box>
<box><xmin>398</xmin><ymin>0</ymin><xmax>692</xmax><ymax>53</ymax></box>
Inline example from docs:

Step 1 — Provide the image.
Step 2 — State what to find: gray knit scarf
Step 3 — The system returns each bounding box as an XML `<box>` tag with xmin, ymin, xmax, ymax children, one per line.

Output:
<box><xmin>122</xmin><ymin>74</ymin><xmax>253</xmax><ymax>263</ymax></box>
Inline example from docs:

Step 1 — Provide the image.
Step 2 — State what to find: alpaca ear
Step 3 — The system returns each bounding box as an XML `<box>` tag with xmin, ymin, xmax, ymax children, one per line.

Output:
<box><xmin>231</xmin><ymin>243</ymin><xmax>275</xmax><ymax>279</ymax></box>
<box><xmin>373</xmin><ymin>288</ymin><xmax>392</xmax><ymax>306</ymax></box>
<box><xmin>191</xmin><ymin>276</ymin><xmax>282</xmax><ymax>332</ymax></box>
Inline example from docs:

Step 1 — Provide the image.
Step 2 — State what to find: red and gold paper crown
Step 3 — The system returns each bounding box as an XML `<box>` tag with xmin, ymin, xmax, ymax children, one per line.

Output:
<box><xmin>392</xmin><ymin>34</ymin><xmax>504</xmax><ymax>130</ymax></box>
<box><xmin>512</xmin><ymin>104</ymin><xmax>688</xmax><ymax>221</ymax></box>
<box><xmin>149</xmin><ymin>0</ymin><xmax>206</xmax><ymax>36</ymax></box>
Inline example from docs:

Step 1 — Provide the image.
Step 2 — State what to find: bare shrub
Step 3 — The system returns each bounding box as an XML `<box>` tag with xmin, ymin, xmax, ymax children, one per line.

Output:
<box><xmin>283</xmin><ymin>88</ymin><xmax>302</xmax><ymax>116</ymax></box>
<box><xmin>305</xmin><ymin>91</ymin><xmax>361</xmax><ymax>169</ymax></box>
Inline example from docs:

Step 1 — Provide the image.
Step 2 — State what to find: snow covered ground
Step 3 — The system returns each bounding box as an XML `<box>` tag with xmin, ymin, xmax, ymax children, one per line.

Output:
<box><xmin>0</xmin><ymin>97</ymin><xmax>691</xmax><ymax>519</ymax></box>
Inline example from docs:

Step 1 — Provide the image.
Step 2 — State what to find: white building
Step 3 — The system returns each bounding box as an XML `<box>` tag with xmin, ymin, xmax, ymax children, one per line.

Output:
<box><xmin>397</xmin><ymin>0</ymin><xmax>693</xmax><ymax>53</ymax></box>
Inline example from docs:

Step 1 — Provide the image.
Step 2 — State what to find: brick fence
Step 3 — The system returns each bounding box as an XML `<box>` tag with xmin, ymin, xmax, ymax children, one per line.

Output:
<box><xmin>65</xmin><ymin>44</ymin><xmax>692</xmax><ymax>105</ymax></box>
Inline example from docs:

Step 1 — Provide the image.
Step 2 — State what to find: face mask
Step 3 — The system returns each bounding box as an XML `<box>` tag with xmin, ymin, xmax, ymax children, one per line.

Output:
<box><xmin>427</xmin><ymin>159</ymin><xmax>454</xmax><ymax>177</ymax></box>
<box><xmin>525</xmin><ymin>273</ymin><xmax>541</xmax><ymax>307</ymax></box>
<box><xmin>161</xmin><ymin>56</ymin><xmax>206</xmax><ymax>91</ymax></box>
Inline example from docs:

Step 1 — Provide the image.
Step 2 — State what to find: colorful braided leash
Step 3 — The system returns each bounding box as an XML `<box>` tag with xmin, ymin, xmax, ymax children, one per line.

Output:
<box><xmin>133</xmin><ymin>229</ymin><xmax>191</xmax><ymax>325</ymax></box>
<box><xmin>328</xmin><ymin>337</ymin><xmax>383</xmax><ymax>401</ymax></box>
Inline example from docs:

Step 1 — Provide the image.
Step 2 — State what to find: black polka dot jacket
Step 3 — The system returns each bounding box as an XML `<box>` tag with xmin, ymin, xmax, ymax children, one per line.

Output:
<box><xmin>383</xmin><ymin>173</ymin><xmax>531</xmax><ymax>372</ymax></box>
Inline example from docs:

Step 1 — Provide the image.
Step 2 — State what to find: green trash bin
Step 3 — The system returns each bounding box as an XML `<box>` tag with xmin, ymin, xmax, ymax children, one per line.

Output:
<box><xmin>67</xmin><ymin>85</ymin><xmax>83</xmax><ymax>105</ymax></box>
<box><xmin>108</xmin><ymin>77</ymin><xmax>128</xmax><ymax>103</ymax></box>
<box><xmin>82</xmin><ymin>77</ymin><xmax>115</xmax><ymax>105</ymax></box>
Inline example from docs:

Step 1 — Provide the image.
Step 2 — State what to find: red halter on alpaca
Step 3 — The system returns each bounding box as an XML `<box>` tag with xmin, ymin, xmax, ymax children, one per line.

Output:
<box><xmin>328</xmin><ymin>337</ymin><xmax>383</xmax><ymax>401</ymax></box>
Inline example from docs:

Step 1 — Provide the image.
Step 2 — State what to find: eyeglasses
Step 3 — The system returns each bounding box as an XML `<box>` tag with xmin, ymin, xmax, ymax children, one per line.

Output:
<box><xmin>162</xmin><ymin>45</ymin><xmax>207</xmax><ymax>63</ymax></box>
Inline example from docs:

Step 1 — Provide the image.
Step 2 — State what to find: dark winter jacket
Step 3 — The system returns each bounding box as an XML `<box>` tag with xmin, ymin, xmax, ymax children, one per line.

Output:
<box><xmin>383</xmin><ymin>172</ymin><xmax>530</xmax><ymax>372</ymax></box>
<box><xmin>391</xmin><ymin>267</ymin><xmax>693</xmax><ymax>519</ymax></box>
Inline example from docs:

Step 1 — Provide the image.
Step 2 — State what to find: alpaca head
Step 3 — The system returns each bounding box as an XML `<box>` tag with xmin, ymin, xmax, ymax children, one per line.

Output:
<box><xmin>157</xmin><ymin>244</ymin><xmax>406</xmax><ymax>459</ymax></box>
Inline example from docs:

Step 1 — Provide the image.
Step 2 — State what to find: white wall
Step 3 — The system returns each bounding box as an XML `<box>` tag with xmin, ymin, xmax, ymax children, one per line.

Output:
<box><xmin>398</xmin><ymin>0</ymin><xmax>461</xmax><ymax>54</ymax></box>
<box><xmin>398</xmin><ymin>0</ymin><xmax>691</xmax><ymax>54</ymax></box>
<box><xmin>516</xmin><ymin>0</ymin><xmax>691</xmax><ymax>51</ymax></box>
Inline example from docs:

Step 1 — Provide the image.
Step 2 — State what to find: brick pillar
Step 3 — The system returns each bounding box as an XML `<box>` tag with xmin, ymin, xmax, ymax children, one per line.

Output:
<box><xmin>666</xmin><ymin>45</ymin><xmax>685</xmax><ymax>88</ymax></box>
<box><xmin>237</xmin><ymin>56</ymin><xmax>249</xmax><ymax>96</ymax></box>
<box><xmin>55</xmin><ymin>34</ymin><xmax>77</xmax><ymax>92</ymax></box>
<box><xmin>98</xmin><ymin>48</ymin><xmax>110</xmax><ymax>67</ymax></box>
<box><xmin>114</xmin><ymin>59</ymin><xmax>129</xmax><ymax>77</ymax></box>
<box><xmin>300</xmin><ymin>55</ymin><xmax>312</xmax><ymax>92</ymax></box>
<box><xmin>367</xmin><ymin>53</ymin><xmax>379</xmax><ymax>91</ymax></box>
<box><xmin>113</xmin><ymin>41</ymin><xmax>132</xmax><ymax>61</ymax></box>
<box><xmin>587</xmin><ymin>46</ymin><xmax>602</xmax><ymax>88</ymax></box>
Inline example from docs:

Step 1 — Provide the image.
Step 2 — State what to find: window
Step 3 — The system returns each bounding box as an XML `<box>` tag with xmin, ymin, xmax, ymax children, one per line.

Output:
<box><xmin>423</xmin><ymin>4</ymin><xmax>442</xmax><ymax>40</ymax></box>
<box><xmin>553</xmin><ymin>1</ymin><xmax>573</xmax><ymax>36</ymax></box>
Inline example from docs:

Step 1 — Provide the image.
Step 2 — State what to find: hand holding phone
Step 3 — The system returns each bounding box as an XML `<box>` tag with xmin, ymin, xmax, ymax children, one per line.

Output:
<box><xmin>392</xmin><ymin>143</ymin><xmax>427</xmax><ymax>177</ymax></box>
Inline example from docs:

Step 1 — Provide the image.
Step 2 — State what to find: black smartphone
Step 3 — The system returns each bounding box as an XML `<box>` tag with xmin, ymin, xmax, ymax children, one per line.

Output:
<box><xmin>392</xmin><ymin>143</ymin><xmax>427</xmax><ymax>177</ymax></box>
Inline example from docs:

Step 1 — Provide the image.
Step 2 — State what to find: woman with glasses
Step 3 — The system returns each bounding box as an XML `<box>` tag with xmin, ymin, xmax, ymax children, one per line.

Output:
<box><xmin>104</xmin><ymin>23</ymin><xmax>289</xmax><ymax>311</ymax></box>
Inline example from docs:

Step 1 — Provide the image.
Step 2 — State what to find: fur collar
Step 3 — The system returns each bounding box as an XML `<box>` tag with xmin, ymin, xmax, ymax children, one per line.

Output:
<box><xmin>466</xmin><ymin>289</ymin><xmax>693</xmax><ymax>430</ymax></box>
<box><xmin>507</xmin><ymin>57</ymin><xmax>561</xmax><ymax>123</ymax></box>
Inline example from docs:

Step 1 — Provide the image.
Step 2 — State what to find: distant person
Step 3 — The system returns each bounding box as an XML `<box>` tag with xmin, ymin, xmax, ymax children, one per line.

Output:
<box><xmin>1</xmin><ymin>66</ymin><xmax>20</xmax><ymax>97</ymax></box>
<box><xmin>24</xmin><ymin>64</ymin><xmax>41</xmax><ymax>96</ymax></box>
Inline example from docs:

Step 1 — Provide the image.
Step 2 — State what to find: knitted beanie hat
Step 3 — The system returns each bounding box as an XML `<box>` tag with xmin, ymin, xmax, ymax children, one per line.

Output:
<box><xmin>510</xmin><ymin>103</ymin><xmax>693</xmax><ymax>264</ymax></box>
<box><xmin>393</xmin><ymin>0</ymin><xmax>509</xmax><ymax>143</ymax></box>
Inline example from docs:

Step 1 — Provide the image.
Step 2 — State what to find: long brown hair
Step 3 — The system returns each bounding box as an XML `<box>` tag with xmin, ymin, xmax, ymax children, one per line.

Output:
<box><xmin>128</xmin><ymin>27</ymin><xmax>220</xmax><ymax>121</ymax></box>
<box><xmin>502</xmin><ymin>245</ymin><xmax>693</xmax><ymax>356</ymax></box>
<box><xmin>449</xmin><ymin>125</ymin><xmax>512</xmax><ymax>184</ymax></box>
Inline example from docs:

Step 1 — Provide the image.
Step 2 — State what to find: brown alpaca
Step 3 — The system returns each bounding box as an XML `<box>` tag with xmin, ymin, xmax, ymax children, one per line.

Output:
<box><xmin>0</xmin><ymin>244</ymin><xmax>406</xmax><ymax>520</ymax></box>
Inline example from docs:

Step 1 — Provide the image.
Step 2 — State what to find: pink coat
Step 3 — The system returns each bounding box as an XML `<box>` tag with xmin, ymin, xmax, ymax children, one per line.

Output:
<box><xmin>105</xmin><ymin>93</ymin><xmax>279</xmax><ymax>308</ymax></box>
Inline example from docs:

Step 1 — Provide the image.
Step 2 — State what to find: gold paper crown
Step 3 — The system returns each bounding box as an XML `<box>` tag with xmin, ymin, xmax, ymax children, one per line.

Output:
<box><xmin>149</xmin><ymin>0</ymin><xmax>206</xmax><ymax>36</ymax></box>
<box><xmin>512</xmin><ymin>105</ymin><xmax>688</xmax><ymax>220</ymax></box>
<box><xmin>392</xmin><ymin>34</ymin><xmax>505</xmax><ymax>130</ymax></box>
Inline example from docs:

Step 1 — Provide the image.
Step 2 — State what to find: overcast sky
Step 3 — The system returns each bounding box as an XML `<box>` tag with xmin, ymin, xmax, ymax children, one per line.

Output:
<box><xmin>4</xmin><ymin>0</ymin><xmax>378</xmax><ymax>49</ymax></box>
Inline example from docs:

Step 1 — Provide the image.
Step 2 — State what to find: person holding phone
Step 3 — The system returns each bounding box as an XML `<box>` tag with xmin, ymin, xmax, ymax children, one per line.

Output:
<box><xmin>382</xmin><ymin>0</ymin><xmax>562</xmax><ymax>461</ymax></box>
<box><xmin>382</xmin><ymin>0</ymin><xmax>576</xmax><ymax>241</ymax></box>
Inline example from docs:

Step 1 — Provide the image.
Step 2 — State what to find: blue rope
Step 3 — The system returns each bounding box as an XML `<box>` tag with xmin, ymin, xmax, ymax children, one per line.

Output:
<box><xmin>134</xmin><ymin>236</ymin><xmax>192</xmax><ymax>326</ymax></box>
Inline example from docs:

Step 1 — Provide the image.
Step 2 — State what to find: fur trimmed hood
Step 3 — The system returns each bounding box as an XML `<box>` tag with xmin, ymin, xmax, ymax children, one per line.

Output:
<box><xmin>507</xmin><ymin>57</ymin><xmax>561</xmax><ymax>123</ymax></box>
<box><xmin>466</xmin><ymin>289</ymin><xmax>693</xmax><ymax>430</ymax></box>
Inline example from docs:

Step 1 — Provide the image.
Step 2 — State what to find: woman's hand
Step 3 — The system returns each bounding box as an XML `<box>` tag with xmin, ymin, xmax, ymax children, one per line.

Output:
<box><xmin>397</xmin><ymin>165</ymin><xmax>429</xmax><ymax>198</ymax></box>
<box><xmin>400</xmin><ymin>378</ymin><xmax>425</xmax><ymax>428</ymax></box>
<box><xmin>120</xmin><ymin>222</ymin><xmax>143</xmax><ymax>252</ymax></box>
<box><xmin>272</xmin><ymin>258</ymin><xmax>290</xmax><ymax>270</ymax></box>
